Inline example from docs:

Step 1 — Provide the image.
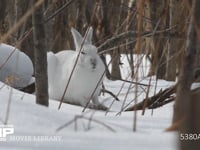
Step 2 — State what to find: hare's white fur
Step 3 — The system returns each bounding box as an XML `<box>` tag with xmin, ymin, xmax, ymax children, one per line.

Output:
<box><xmin>0</xmin><ymin>43</ymin><xmax>33</xmax><ymax>88</ymax></box>
<box><xmin>47</xmin><ymin>27</ymin><xmax>106</xmax><ymax>109</ymax></box>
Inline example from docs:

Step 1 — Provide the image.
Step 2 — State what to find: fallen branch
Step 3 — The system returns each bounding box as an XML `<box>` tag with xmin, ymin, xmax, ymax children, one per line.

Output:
<box><xmin>125</xmin><ymin>84</ymin><xmax>177</xmax><ymax>111</ymax></box>
<box><xmin>148</xmin><ymin>96</ymin><xmax>175</xmax><ymax>109</ymax></box>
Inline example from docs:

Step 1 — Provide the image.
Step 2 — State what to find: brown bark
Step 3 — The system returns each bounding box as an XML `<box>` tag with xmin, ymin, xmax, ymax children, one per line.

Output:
<box><xmin>166</xmin><ymin>0</ymin><xmax>188</xmax><ymax>81</ymax></box>
<box><xmin>147</xmin><ymin>0</ymin><xmax>168</xmax><ymax>79</ymax></box>
<box><xmin>7</xmin><ymin>0</ymin><xmax>34</xmax><ymax>63</ymax></box>
<box><xmin>0</xmin><ymin>0</ymin><xmax>7</xmax><ymax>35</ymax></box>
<box><xmin>166</xmin><ymin>0</ymin><xmax>179</xmax><ymax>81</ymax></box>
<box><xmin>173</xmin><ymin>0</ymin><xmax>200</xmax><ymax>149</ymax></box>
<box><xmin>32</xmin><ymin>0</ymin><xmax>49</xmax><ymax>106</ymax></box>
<box><xmin>126</xmin><ymin>0</ymin><xmax>136</xmax><ymax>78</ymax></box>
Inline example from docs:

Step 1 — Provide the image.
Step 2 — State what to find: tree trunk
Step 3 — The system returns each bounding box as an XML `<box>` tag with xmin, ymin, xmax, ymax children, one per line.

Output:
<box><xmin>147</xmin><ymin>0</ymin><xmax>168</xmax><ymax>79</ymax></box>
<box><xmin>173</xmin><ymin>0</ymin><xmax>200</xmax><ymax>149</ymax></box>
<box><xmin>0</xmin><ymin>0</ymin><xmax>7</xmax><ymax>35</ymax></box>
<box><xmin>166</xmin><ymin>0</ymin><xmax>179</xmax><ymax>81</ymax></box>
<box><xmin>51</xmin><ymin>0</ymin><xmax>69</xmax><ymax>52</ymax></box>
<box><xmin>7</xmin><ymin>0</ymin><xmax>34</xmax><ymax>62</ymax></box>
<box><xmin>110</xmin><ymin>0</ymin><xmax>122</xmax><ymax>80</ymax></box>
<box><xmin>32</xmin><ymin>0</ymin><xmax>49</xmax><ymax>106</ymax></box>
<box><xmin>166</xmin><ymin>0</ymin><xmax>188</xmax><ymax>81</ymax></box>
<box><xmin>126</xmin><ymin>0</ymin><xmax>136</xmax><ymax>78</ymax></box>
<box><xmin>111</xmin><ymin>48</ymin><xmax>122</xmax><ymax>80</ymax></box>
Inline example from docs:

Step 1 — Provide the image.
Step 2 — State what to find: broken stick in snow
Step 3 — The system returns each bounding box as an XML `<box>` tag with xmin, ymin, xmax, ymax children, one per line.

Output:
<box><xmin>125</xmin><ymin>84</ymin><xmax>177</xmax><ymax>111</ymax></box>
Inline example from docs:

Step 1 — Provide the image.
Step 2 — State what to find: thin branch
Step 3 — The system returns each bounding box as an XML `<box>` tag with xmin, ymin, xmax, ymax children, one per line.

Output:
<box><xmin>148</xmin><ymin>96</ymin><xmax>175</xmax><ymax>109</ymax></box>
<box><xmin>106</xmin><ymin>76</ymin><xmax>128</xmax><ymax>115</ymax></box>
<box><xmin>125</xmin><ymin>84</ymin><xmax>177</xmax><ymax>111</ymax></box>
<box><xmin>45</xmin><ymin>0</ymin><xmax>76</xmax><ymax>23</ymax></box>
<box><xmin>101</xmin><ymin>89</ymin><xmax>120</xmax><ymax>101</ymax></box>
<box><xmin>0</xmin><ymin>47</ymin><xmax>17</xmax><ymax>72</ymax></box>
<box><xmin>120</xmin><ymin>81</ymin><xmax>133</xmax><ymax>115</ymax></box>
<box><xmin>107</xmin><ymin>75</ymin><xmax>150</xmax><ymax>86</ymax></box>
<box><xmin>98</xmin><ymin>28</ymin><xmax>181</xmax><ymax>52</ymax></box>
<box><xmin>120</xmin><ymin>86</ymin><xmax>147</xmax><ymax>112</ymax></box>
<box><xmin>141</xmin><ymin>76</ymin><xmax>152</xmax><ymax>115</ymax></box>
<box><xmin>1</xmin><ymin>0</ymin><xmax>44</xmax><ymax>43</ymax></box>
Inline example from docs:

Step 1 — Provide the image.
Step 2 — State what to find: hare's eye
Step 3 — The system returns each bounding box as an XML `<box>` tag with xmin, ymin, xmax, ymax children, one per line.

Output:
<box><xmin>81</xmin><ymin>51</ymin><xmax>86</xmax><ymax>55</ymax></box>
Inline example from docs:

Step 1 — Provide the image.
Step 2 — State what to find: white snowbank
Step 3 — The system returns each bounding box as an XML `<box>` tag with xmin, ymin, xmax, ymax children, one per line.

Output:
<box><xmin>0</xmin><ymin>43</ymin><xmax>33</xmax><ymax>89</ymax></box>
<box><xmin>0</xmin><ymin>52</ymin><xmax>178</xmax><ymax>150</ymax></box>
<box><xmin>0</xmin><ymin>79</ymin><xmax>178</xmax><ymax>150</ymax></box>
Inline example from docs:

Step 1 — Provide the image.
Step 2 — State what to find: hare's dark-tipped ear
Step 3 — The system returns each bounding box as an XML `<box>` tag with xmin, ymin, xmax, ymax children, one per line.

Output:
<box><xmin>85</xmin><ymin>27</ymin><xmax>93</xmax><ymax>44</ymax></box>
<box><xmin>71</xmin><ymin>28</ymin><xmax>83</xmax><ymax>50</ymax></box>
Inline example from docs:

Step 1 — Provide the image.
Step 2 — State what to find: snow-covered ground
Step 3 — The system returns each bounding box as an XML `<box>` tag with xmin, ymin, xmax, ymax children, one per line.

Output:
<box><xmin>0</xmin><ymin>54</ymin><xmax>178</xmax><ymax>150</ymax></box>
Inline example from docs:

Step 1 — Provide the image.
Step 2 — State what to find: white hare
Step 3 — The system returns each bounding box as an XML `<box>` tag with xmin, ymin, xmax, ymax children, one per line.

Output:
<box><xmin>47</xmin><ymin>27</ymin><xmax>107</xmax><ymax>110</ymax></box>
<box><xmin>0</xmin><ymin>43</ymin><xmax>33</xmax><ymax>88</ymax></box>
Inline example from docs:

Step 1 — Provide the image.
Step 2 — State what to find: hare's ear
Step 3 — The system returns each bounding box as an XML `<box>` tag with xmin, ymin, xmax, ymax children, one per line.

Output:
<box><xmin>71</xmin><ymin>28</ymin><xmax>83</xmax><ymax>50</ymax></box>
<box><xmin>85</xmin><ymin>27</ymin><xmax>93</xmax><ymax>44</ymax></box>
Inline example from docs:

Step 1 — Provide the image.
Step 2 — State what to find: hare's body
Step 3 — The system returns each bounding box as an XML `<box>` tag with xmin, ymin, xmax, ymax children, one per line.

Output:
<box><xmin>47</xmin><ymin>27</ymin><xmax>106</xmax><ymax>109</ymax></box>
<box><xmin>0</xmin><ymin>43</ymin><xmax>33</xmax><ymax>88</ymax></box>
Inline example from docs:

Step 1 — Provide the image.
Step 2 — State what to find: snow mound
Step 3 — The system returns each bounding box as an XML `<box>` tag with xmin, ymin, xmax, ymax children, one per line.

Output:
<box><xmin>0</xmin><ymin>43</ymin><xmax>33</xmax><ymax>88</ymax></box>
<box><xmin>0</xmin><ymin>82</ymin><xmax>178</xmax><ymax>150</ymax></box>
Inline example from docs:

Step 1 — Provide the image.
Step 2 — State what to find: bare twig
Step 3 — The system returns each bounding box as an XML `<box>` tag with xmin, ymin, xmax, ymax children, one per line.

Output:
<box><xmin>120</xmin><ymin>86</ymin><xmax>147</xmax><ymax>112</ymax></box>
<box><xmin>107</xmin><ymin>75</ymin><xmax>150</xmax><ymax>86</ymax></box>
<box><xmin>1</xmin><ymin>27</ymin><xmax>33</xmax><ymax>75</ymax></box>
<box><xmin>120</xmin><ymin>82</ymin><xmax>133</xmax><ymax>115</ymax></box>
<box><xmin>1</xmin><ymin>0</ymin><xmax>44</xmax><ymax>43</ymax></box>
<box><xmin>45</xmin><ymin>0</ymin><xmax>76</xmax><ymax>23</ymax></box>
<box><xmin>101</xmin><ymin>89</ymin><xmax>120</xmax><ymax>101</ymax></box>
<box><xmin>141</xmin><ymin>76</ymin><xmax>152</xmax><ymax>115</ymax></box>
<box><xmin>98</xmin><ymin>28</ymin><xmax>181</xmax><ymax>53</ymax></box>
<box><xmin>149</xmin><ymin>96</ymin><xmax>175</xmax><ymax>109</ymax></box>
<box><xmin>125</xmin><ymin>84</ymin><xmax>177</xmax><ymax>111</ymax></box>
<box><xmin>0</xmin><ymin>47</ymin><xmax>17</xmax><ymax>72</ymax></box>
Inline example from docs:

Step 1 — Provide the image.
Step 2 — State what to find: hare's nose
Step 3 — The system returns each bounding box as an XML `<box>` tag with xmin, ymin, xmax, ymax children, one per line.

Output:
<box><xmin>90</xmin><ymin>58</ymin><xmax>97</xmax><ymax>69</ymax></box>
